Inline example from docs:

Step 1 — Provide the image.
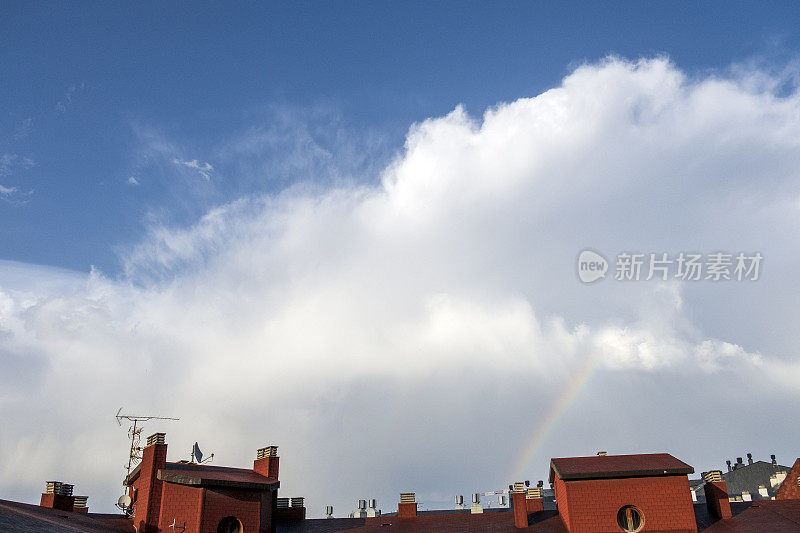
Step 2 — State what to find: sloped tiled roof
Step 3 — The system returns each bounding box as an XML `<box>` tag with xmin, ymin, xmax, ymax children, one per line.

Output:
<box><xmin>157</xmin><ymin>462</ymin><xmax>279</xmax><ymax>490</ymax></box>
<box><xmin>549</xmin><ymin>453</ymin><xmax>694</xmax><ymax>482</ymax></box>
<box><xmin>700</xmin><ymin>499</ymin><xmax>800</xmax><ymax>531</ymax></box>
<box><xmin>0</xmin><ymin>498</ymin><xmax>134</xmax><ymax>533</ymax></box>
<box><xmin>721</xmin><ymin>460</ymin><xmax>791</xmax><ymax>498</ymax></box>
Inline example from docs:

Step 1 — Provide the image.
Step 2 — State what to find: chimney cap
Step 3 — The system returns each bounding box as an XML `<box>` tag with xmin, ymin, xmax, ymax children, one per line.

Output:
<box><xmin>73</xmin><ymin>496</ymin><xmax>88</xmax><ymax>509</ymax></box>
<box><xmin>45</xmin><ymin>481</ymin><xmax>74</xmax><ymax>496</ymax></box>
<box><xmin>257</xmin><ymin>446</ymin><xmax>278</xmax><ymax>459</ymax></box>
<box><xmin>526</xmin><ymin>487</ymin><xmax>542</xmax><ymax>499</ymax></box>
<box><xmin>703</xmin><ymin>470</ymin><xmax>723</xmax><ymax>483</ymax></box>
<box><xmin>290</xmin><ymin>497</ymin><xmax>305</xmax><ymax>508</ymax></box>
<box><xmin>399</xmin><ymin>493</ymin><xmax>415</xmax><ymax>504</ymax></box>
<box><xmin>146</xmin><ymin>433</ymin><xmax>166</xmax><ymax>446</ymax></box>
<box><xmin>597</xmin><ymin>451</ymin><xmax>608</xmax><ymax>456</ymax></box>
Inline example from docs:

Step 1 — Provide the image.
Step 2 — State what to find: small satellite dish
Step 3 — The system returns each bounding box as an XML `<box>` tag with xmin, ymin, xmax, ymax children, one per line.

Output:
<box><xmin>192</xmin><ymin>442</ymin><xmax>203</xmax><ymax>463</ymax></box>
<box><xmin>118</xmin><ymin>494</ymin><xmax>131</xmax><ymax>508</ymax></box>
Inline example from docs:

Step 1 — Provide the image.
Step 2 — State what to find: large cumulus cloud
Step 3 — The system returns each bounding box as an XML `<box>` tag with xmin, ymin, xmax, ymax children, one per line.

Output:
<box><xmin>1</xmin><ymin>57</ymin><xmax>799</xmax><ymax>515</ymax></box>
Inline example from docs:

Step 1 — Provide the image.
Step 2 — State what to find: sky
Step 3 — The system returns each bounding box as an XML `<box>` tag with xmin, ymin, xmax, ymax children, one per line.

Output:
<box><xmin>1</xmin><ymin>1</ymin><xmax>800</xmax><ymax>517</ymax></box>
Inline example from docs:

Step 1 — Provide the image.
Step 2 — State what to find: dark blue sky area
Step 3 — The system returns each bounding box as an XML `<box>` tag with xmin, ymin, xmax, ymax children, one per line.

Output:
<box><xmin>2</xmin><ymin>2</ymin><xmax>799</xmax><ymax>272</ymax></box>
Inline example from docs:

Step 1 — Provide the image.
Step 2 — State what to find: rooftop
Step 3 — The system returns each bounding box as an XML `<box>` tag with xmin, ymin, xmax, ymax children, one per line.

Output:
<box><xmin>156</xmin><ymin>461</ymin><xmax>280</xmax><ymax>490</ymax></box>
<box><xmin>0</xmin><ymin>498</ymin><xmax>133</xmax><ymax>533</ymax></box>
<box><xmin>549</xmin><ymin>453</ymin><xmax>694</xmax><ymax>482</ymax></box>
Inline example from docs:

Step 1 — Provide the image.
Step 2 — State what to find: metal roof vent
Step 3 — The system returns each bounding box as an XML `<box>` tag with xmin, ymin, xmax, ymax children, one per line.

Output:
<box><xmin>703</xmin><ymin>470</ymin><xmax>723</xmax><ymax>483</ymax></box>
<box><xmin>526</xmin><ymin>487</ymin><xmax>542</xmax><ymax>499</ymax></box>
<box><xmin>597</xmin><ymin>451</ymin><xmax>608</xmax><ymax>456</ymax></box>
<box><xmin>291</xmin><ymin>497</ymin><xmax>304</xmax><ymax>508</ymax></box>
<box><xmin>325</xmin><ymin>506</ymin><xmax>333</xmax><ymax>519</ymax></box>
<box><xmin>513</xmin><ymin>482</ymin><xmax>525</xmax><ymax>493</ymax></box>
<box><xmin>367</xmin><ymin>499</ymin><xmax>380</xmax><ymax>517</ymax></box>
<box><xmin>276</xmin><ymin>498</ymin><xmax>290</xmax><ymax>509</ymax></box>
<box><xmin>358</xmin><ymin>499</ymin><xmax>366</xmax><ymax>510</ymax></box>
<box><xmin>146</xmin><ymin>433</ymin><xmax>165</xmax><ymax>446</ymax></box>
<box><xmin>256</xmin><ymin>446</ymin><xmax>278</xmax><ymax>459</ymax></box>
<box><xmin>73</xmin><ymin>496</ymin><xmax>88</xmax><ymax>509</ymax></box>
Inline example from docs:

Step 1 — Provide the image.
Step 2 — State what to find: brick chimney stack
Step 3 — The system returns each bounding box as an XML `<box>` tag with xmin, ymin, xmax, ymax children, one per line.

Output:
<box><xmin>137</xmin><ymin>432</ymin><xmax>168</xmax><ymax>532</ymax></box>
<box><xmin>703</xmin><ymin>470</ymin><xmax>732</xmax><ymax>520</ymax></box>
<box><xmin>398</xmin><ymin>493</ymin><xmax>417</xmax><ymax>518</ymax></box>
<box><xmin>40</xmin><ymin>481</ymin><xmax>75</xmax><ymax>512</ymax></box>
<box><xmin>253</xmin><ymin>446</ymin><xmax>279</xmax><ymax>479</ymax></box>
<box><xmin>511</xmin><ymin>482</ymin><xmax>528</xmax><ymax>529</ymax></box>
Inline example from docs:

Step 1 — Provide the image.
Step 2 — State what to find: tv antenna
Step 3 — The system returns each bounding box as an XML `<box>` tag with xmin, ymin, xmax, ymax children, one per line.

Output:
<box><xmin>115</xmin><ymin>408</ymin><xmax>179</xmax><ymax>488</ymax></box>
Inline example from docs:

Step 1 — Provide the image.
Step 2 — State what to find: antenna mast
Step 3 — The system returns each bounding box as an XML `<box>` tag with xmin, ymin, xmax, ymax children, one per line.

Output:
<box><xmin>115</xmin><ymin>407</ymin><xmax>179</xmax><ymax>485</ymax></box>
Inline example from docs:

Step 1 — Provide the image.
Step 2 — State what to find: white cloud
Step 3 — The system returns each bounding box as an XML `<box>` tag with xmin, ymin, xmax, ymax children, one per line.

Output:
<box><xmin>2</xmin><ymin>57</ymin><xmax>800</xmax><ymax>515</ymax></box>
<box><xmin>171</xmin><ymin>158</ymin><xmax>214</xmax><ymax>181</ymax></box>
<box><xmin>127</xmin><ymin>176</ymin><xmax>140</xmax><ymax>186</ymax></box>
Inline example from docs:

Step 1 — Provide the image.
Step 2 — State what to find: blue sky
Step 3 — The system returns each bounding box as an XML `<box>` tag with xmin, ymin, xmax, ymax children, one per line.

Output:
<box><xmin>3</xmin><ymin>2</ymin><xmax>800</xmax><ymax>515</ymax></box>
<box><xmin>3</xmin><ymin>2</ymin><xmax>800</xmax><ymax>272</ymax></box>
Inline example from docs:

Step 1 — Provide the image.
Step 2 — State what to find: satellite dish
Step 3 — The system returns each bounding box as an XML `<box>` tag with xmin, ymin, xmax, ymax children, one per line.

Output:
<box><xmin>192</xmin><ymin>442</ymin><xmax>203</xmax><ymax>463</ymax></box>
<box><xmin>118</xmin><ymin>494</ymin><xmax>131</xmax><ymax>508</ymax></box>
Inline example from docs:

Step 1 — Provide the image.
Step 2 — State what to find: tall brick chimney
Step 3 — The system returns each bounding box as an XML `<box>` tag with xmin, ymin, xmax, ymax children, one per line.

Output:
<box><xmin>702</xmin><ymin>470</ymin><xmax>732</xmax><ymax>520</ymax></box>
<box><xmin>136</xmin><ymin>432</ymin><xmax>168</xmax><ymax>533</ymax></box>
<box><xmin>253</xmin><ymin>445</ymin><xmax>279</xmax><ymax>479</ymax></box>
<box><xmin>511</xmin><ymin>482</ymin><xmax>528</xmax><ymax>529</ymax></box>
<box><xmin>398</xmin><ymin>493</ymin><xmax>417</xmax><ymax>518</ymax></box>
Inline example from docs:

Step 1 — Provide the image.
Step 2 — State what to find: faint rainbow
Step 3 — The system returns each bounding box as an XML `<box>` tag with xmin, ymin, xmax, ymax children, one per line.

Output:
<box><xmin>510</xmin><ymin>357</ymin><xmax>601</xmax><ymax>481</ymax></box>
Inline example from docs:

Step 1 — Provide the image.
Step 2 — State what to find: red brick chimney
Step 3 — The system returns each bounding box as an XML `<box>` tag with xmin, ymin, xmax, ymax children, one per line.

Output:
<box><xmin>511</xmin><ymin>483</ymin><xmax>528</xmax><ymax>529</ymax></box>
<box><xmin>525</xmin><ymin>486</ymin><xmax>544</xmax><ymax>514</ymax></box>
<box><xmin>398</xmin><ymin>493</ymin><xmax>417</xmax><ymax>518</ymax></box>
<box><xmin>703</xmin><ymin>470</ymin><xmax>732</xmax><ymax>520</ymax></box>
<box><xmin>134</xmin><ymin>432</ymin><xmax>168</xmax><ymax>533</ymax></box>
<box><xmin>40</xmin><ymin>481</ymin><xmax>75</xmax><ymax>512</ymax></box>
<box><xmin>253</xmin><ymin>445</ymin><xmax>279</xmax><ymax>479</ymax></box>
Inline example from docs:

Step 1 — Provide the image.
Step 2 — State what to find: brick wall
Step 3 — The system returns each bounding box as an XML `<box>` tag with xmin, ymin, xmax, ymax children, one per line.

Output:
<box><xmin>158</xmin><ymin>483</ymin><xmax>204</xmax><ymax>533</ymax></box>
<box><xmin>556</xmin><ymin>475</ymin><xmax>697</xmax><ymax>533</ymax></box>
<box><xmin>199</xmin><ymin>487</ymin><xmax>263</xmax><ymax>533</ymax></box>
<box><xmin>554</xmin><ymin>475</ymin><xmax>572</xmax><ymax>531</ymax></box>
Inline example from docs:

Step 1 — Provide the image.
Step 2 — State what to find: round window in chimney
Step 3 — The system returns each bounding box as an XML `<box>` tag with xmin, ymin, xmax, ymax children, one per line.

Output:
<box><xmin>616</xmin><ymin>505</ymin><xmax>644</xmax><ymax>532</ymax></box>
<box><xmin>217</xmin><ymin>516</ymin><xmax>242</xmax><ymax>533</ymax></box>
